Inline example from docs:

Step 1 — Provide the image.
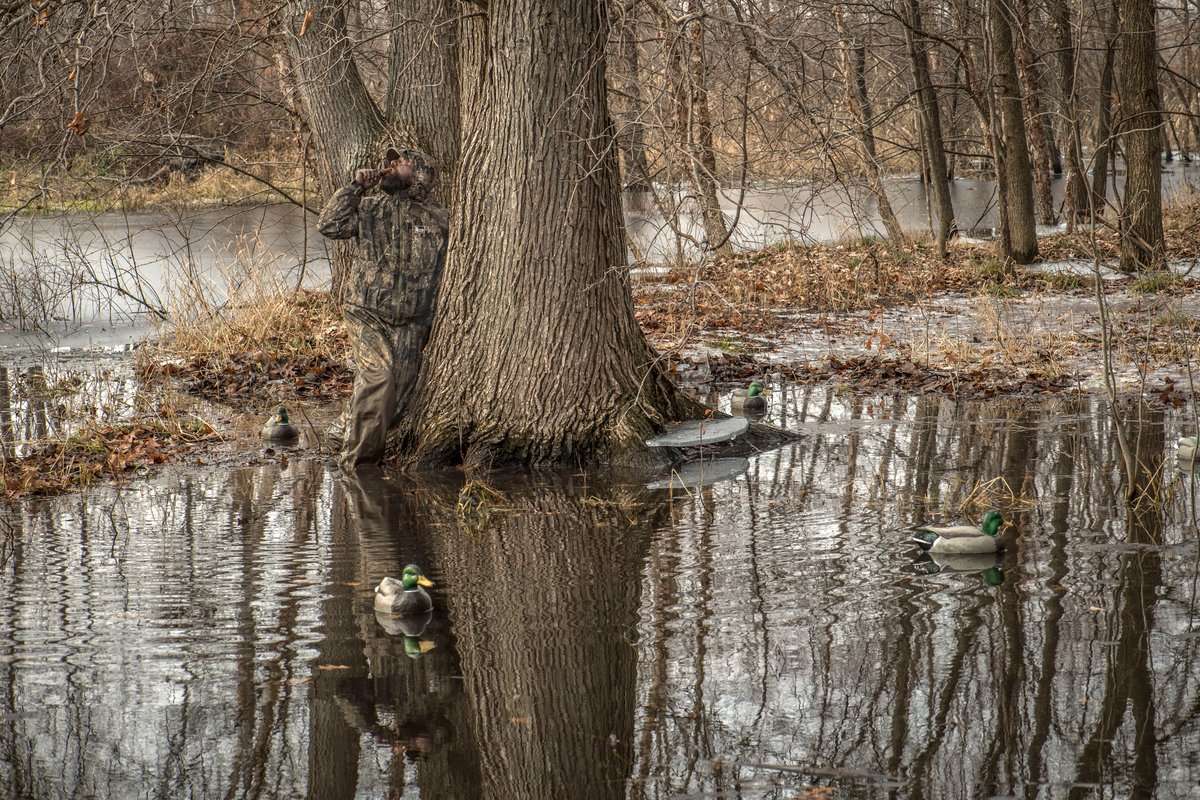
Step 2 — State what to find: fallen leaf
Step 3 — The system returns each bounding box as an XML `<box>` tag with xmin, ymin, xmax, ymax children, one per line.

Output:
<box><xmin>66</xmin><ymin>110</ymin><xmax>88</xmax><ymax>137</ymax></box>
<box><xmin>299</xmin><ymin>8</ymin><xmax>315</xmax><ymax>36</ymax></box>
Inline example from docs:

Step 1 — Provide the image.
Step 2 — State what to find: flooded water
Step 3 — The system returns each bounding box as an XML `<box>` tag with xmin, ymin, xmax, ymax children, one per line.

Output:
<box><xmin>4</xmin><ymin>162</ymin><xmax>1199</xmax><ymax>345</ymax></box>
<box><xmin>0</xmin><ymin>353</ymin><xmax>141</xmax><ymax>458</ymax></box>
<box><xmin>4</xmin><ymin>388</ymin><xmax>1200</xmax><ymax>798</ymax></box>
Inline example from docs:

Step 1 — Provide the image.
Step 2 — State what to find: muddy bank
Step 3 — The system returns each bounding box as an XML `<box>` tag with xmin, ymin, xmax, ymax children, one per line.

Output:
<box><xmin>644</xmin><ymin>276</ymin><xmax>1200</xmax><ymax>399</ymax></box>
<box><xmin>0</xmin><ymin>346</ymin><xmax>342</xmax><ymax>498</ymax></box>
<box><xmin>635</xmin><ymin>198</ymin><xmax>1200</xmax><ymax>399</ymax></box>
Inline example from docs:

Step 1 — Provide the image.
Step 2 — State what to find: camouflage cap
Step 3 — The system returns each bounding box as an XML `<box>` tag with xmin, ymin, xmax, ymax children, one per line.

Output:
<box><xmin>379</xmin><ymin>146</ymin><xmax>437</xmax><ymax>201</ymax></box>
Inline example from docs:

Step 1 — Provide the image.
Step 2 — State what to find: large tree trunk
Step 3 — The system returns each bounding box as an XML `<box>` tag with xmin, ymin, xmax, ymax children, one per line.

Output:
<box><xmin>285</xmin><ymin>1</ymin><xmax>386</xmax><ymax>300</ymax></box>
<box><xmin>1117</xmin><ymin>0</ymin><xmax>1165</xmax><ymax>271</ymax></box>
<box><xmin>1049</xmin><ymin>0</ymin><xmax>1091</xmax><ymax>225</ymax></box>
<box><xmin>906</xmin><ymin>0</ymin><xmax>956</xmax><ymax>256</ymax></box>
<box><xmin>1091</xmin><ymin>0</ymin><xmax>1121</xmax><ymax>218</ymax></box>
<box><xmin>987</xmin><ymin>0</ymin><xmax>1039</xmax><ymax>263</ymax></box>
<box><xmin>385</xmin><ymin>0</ymin><xmax>461</xmax><ymax>202</ymax></box>
<box><xmin>1014</xmin><ymin>0</ymin><xmax>1056</xmax><ymax>225</ymax></box>
<box><xmin>394</xmin><ymin>0</ymin><xmax>690</xmax><ymax>468</ymax></box>
<box><xmin>836</xmin><ymin>11</ymin><xmax>906</xmax><ymax>244</ymax></box>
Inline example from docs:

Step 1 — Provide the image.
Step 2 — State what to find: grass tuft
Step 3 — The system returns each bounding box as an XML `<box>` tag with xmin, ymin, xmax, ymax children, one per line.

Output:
<box><xmin>1130</xmin><ymin>271</ymin><xmax>1181</xmax><ymax>295</ymax></box>
<box><xmin>139</xmin><ymin>289</ymin><xmax>351</xmax><ymax>406</ymax></box>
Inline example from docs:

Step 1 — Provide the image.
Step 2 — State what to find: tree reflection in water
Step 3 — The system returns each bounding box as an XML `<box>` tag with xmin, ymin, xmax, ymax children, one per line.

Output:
<box><xmin>1</xmin><ymin>391</ymin><xmax>1200</xmax><ymax>798</ymax></box>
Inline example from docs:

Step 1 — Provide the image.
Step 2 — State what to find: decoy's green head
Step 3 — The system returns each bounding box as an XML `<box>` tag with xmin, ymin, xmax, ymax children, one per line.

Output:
<box><xmin>276</xmin><ymin>406</ymin><xmax>289</xmax><ymax>424</ymax></box>
<box><xmin>401</xmin><ymin>564</ymin><xmax>434</xmax><ymax>590</ymax></box>
<box><xmin>748</xmin><ymin>381</ymin><xmax>765</xmax><ymax>398</ymax></box>
<box><xmin>981</xmin><ymin>511</ymin><xmax>1003</xmax><ymax>536</ymax></box>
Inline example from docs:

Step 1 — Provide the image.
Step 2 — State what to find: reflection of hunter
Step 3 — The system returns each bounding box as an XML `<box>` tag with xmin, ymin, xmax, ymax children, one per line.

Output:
<box><xmin>318</xmin><ymin>147</ymin><xmax>448</xmax><ymax>469</ymax></box>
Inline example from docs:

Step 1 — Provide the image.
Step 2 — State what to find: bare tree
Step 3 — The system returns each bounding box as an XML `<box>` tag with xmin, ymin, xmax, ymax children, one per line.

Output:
<box><xmin>1014</xmin><ymin>0</ymin><xmax>1057</xmax><ymax>225</ymax></box>
<box><xmin>987</xmin><ymin>0</ymin><xmax>1039</xmax><ymax>263</ymax></box>
<box><xmin>611</xmin><ymin>0</ymin><xmax>653</xmax><ymax>193</ymax></box>
<box><xmin>1049</xmin><ymin>0</ymin><xmax>1092</xmax><ymax>224</ymax></box>
<box><xmin>836</xmin><ymin>9</ymin><xmax>906</xmax><ymax>243</ymax></box>
<box><xmin>1117</xmin><ymin>0</ymin><xmax>1165</xmax><ymax>270</ymax></box>
<box><xmin>905</xmin><ymin>0</ymin><xmax>956</xmax><ymax>255</ymax></box>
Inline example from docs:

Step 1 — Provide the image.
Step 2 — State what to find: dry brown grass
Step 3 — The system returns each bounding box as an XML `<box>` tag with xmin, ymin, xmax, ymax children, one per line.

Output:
<box><xmin>2</xmin><ymin>151</ymin><xmax>308</xmax><ymax>214</ymax></box>
<box><xmin>633</xmin><ymin>238</ymin><xmax>1027</xmax><ymax>341</ymax></box>
<box><xmin>634</xmin><ymin>193</ymin><xmax>1200</xmax><ymax>347</ymax></box>
<box><xmin>139</xmin><ymin>289</ymin><xmax>352</xmax><ymax>406</ymax></box>
<box><xmin>960</xmin><ymin>476</ymin><xmax>1037</xmax><ymax>512</ymax></box>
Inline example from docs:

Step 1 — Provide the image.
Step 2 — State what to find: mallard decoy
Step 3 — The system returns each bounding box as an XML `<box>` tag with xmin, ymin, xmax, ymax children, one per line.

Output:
<box><xmin>262</xmin><ymin>406</ymin><xmax>299</xmax><ymax>442</ymax></box>
<box><xmin>731</xmin><ymin>381</ymin><xmax>768</xmax><ymax>414</ymax></box>
<box><xmin>374</xmin><ymin>564</ymin><xmax>434</xmax><ymax>616</ymax></box>
<box><xmin>1177</xmin><ymin>436</ymin><xmax>1198</xmax><ymax>463</ymax></box>
<box><xmin>911</xmin><ymin>510</ymin><xmax>1004</xmax><ymax>554</ymax></box>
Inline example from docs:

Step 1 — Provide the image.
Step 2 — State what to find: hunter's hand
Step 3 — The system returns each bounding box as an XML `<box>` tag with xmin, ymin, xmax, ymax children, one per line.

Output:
<box><xmin>353</xmin><ymin>168</ymin><xmax>381</xmax><ymax>188</ymax></box>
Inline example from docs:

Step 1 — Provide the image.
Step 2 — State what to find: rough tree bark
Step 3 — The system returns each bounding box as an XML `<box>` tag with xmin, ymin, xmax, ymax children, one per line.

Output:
<box><xmin>835</xmin><ymin>10</ymin><xmax>906</xmax><ymax>244</ymax></box>
<box><xmin>1117</xmin><ymin>0</ymin><xmax>1165</xmax><ymax>271</ymax></box>
<box><xmin>394</xmin><ymin>0</ymin><xmax>692</xmax><ymax>468</ymax></box>
<box><xmin>385</xmin><ymin>0</ymin><xmax>461</xmax><ymax>202</ymax></box>
<box><xmin>987</xmin><ymin>0</ymin><xmax>1039</xmax><ymax>263</ymax></box>
<box><xmin>1049</xmin><ymin>0</ymin><xmax>1091</xmax><ymax>224</ymax></box>
<box><xmin>1013</xmin><ymin>0</ymin><xmax>1056</xmax><ymax>225</ymax></box>
<box><xmin>905</xmin><ymin>0</ymin><xmax>956</xmax><ymax>256</ymax></box>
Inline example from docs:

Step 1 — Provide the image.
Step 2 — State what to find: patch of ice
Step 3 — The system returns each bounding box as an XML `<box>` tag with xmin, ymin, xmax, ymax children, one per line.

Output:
<box><xmin>1023</xmin><ymin>260</ymin><xmax>1123</xmax><ymax>280</ymax></box>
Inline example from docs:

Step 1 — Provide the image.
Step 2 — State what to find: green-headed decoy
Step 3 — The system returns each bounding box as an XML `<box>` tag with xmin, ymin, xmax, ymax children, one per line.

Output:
<box><xmin>262</xmin><ymin>406</ymin><xmax>299</xmax><ymax>442</ymax></box>
<box><xmin>374</xmin><ymin>564</ymin><xmax>434</xmax><ymax>616</ymax></box>
<box><xmin>911</xmin><ymin>510</ymin><xmax>1004</xmax><ymax>554</ymax></box>
<box><xmin>731</xmin><ymin>381</ymin><xmax>769</xmax><ymax>414</ymax></box>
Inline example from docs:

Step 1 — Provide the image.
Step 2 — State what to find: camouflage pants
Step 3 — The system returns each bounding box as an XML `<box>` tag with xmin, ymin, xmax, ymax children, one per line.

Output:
<box><xmin>339</xmin><ymin>318</ymin><xmax>427</xmax><ymax>470</ymax></box>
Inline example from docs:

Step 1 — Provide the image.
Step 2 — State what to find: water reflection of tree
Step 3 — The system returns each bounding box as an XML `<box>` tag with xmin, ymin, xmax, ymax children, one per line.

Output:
<box><xmin>327</xmin><ymin>470</ymin><xmax>481</xmax><ymax>800</ymax></box>
<box><xmin>635</xmin><ymin>390</ymin><xmax>1200</xmax><ymax>798</ymax></box>
<box><xmin>1069</xmin><ymin>405</ymin><xmax>1165</xmax><ymax>798</ymax></box>
<box><xmin>416</xmin><ymin>475</ymin><xmax>665</xmax><ymax>799</ymax></box>
<box><xmin>4</xmin><ymin>392</ymin><xmax>1200</xmax><ymax>798</ymax></box>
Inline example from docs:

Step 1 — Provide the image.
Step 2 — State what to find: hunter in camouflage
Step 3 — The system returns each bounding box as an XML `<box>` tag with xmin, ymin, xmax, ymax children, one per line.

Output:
<box><xmin>318</xmin><ymin>147</ymin><xmax>448</xmax><ymax>469</ymax></box>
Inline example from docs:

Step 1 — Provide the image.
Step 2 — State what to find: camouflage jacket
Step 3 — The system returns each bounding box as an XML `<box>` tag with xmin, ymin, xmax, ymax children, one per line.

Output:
<box><xmin>318</xmin><ymin>184</ymin><xmax>449</xmax><ymax>331</ymax></box>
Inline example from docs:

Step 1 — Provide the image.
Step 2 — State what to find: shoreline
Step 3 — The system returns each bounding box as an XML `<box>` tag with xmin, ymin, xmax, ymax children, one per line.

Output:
<box><xmin>5</xmin><ymin>205</ymin><xmax>1200</xmax><ymax>497</ymax></box>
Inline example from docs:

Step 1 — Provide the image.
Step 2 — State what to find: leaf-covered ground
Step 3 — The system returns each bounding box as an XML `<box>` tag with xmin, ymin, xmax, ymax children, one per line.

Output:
<box><xmin>1</xmin><ymin>416</ymin><xmax>216</xmax><ymax>498</ymax></box>
<box><xmin>635</xmin><ymin>198</ymin><xmax>1200</xmax><ymax>399</ymax></box>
